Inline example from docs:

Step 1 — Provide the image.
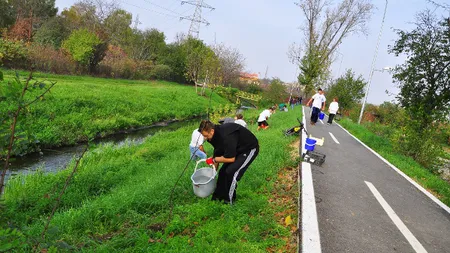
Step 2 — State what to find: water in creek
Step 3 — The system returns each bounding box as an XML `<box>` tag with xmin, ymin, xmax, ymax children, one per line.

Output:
<box><xmin>5</xmin><ymin>119</ymin><xmax>196</xmax><ymax>181</ymax></box>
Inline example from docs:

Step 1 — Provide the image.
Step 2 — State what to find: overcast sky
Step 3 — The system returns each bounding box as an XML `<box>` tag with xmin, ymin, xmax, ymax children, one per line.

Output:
<box><xmin>55</xmin><ymin>0</ymin><xmax>448</xmax><ymax>105</ymax></box>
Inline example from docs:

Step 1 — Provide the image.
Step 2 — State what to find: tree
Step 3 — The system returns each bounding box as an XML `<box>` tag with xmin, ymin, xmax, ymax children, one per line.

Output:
<box><xmin>125</xmin><ymin>29</ymin><xmax>167</xmax><ymax>62</ymax></box>
<box><xmin>293</xmin><ymin>0</ymin><xmax>374</xmax><ymax>92</ymax></box>
<box><xmin>389</xmin><ymin>10</ymin><xmax>450</xmax><ymax>130</ymax></box>
<box><xmin>298</xmin><ymin>46</ymin><xmax>329</xmax><ymax>97</ymax></box>
<box><xmin>326</xmin><ymin>69</ymin><xmax>366</xmax><ymax>112</ymax></box>
<box><xmin>183</xmin><ymin>38</ymin><xmax>217</xmax><ymax>87</ymax></box>
<box><xmin>263</xmin><ymin>78</ymin><xmax>288</xmax><ymax>104</ymax></box>
<box><xmin>103</xmin><ymin>9</ymin><xmax>133</xmax><ymax>46</ymax></box>
<box><xmin>62</xmin><ymin>28</ymin><xmax>106</xmax><ymax>73</ymax></box>
<box><xmin>8</xmin><ymin>0</ymin><xmax>58</xmax><ymax>40</ymax></box>
<box><xmin>34</xmin><ymin>16</ymin><xmax>70</xmax><ymax>48</ymax></box>
<box><xmin>212</xmin><ymin>43</ymin><xmax>245</xmax><ymax>87</ymax></box>
<box><xmin>161</xmin><ymin>43</ymin><xmax>187</xmax><ymax>83</ymax></box>
<box><xmin>0</xmin><ymin>0</ymin><xmax>14</xmax><ymax>30</ymax></box>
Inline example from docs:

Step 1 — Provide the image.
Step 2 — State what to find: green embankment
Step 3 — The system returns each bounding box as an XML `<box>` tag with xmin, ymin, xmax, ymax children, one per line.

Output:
<box><xmin>2</xmin><ymin>106</ymin><xmax>303</xmax><ymax>252</ymax></box>
<box><xmin>339</xmin><ymin>118</ymin><xmax>450</xmax><ymax>206</ymax></box>
<box><xmin>1</xmin><ymin>70</ymin><xmax>230</xmax><ymax>149</ymax></box>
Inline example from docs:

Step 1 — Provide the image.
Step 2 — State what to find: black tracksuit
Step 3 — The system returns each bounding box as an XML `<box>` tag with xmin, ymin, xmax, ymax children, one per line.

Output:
<box><xmin>208</xmin><ymin>123</ymin><xmax>259</xmax><ymax>204</ymax></box>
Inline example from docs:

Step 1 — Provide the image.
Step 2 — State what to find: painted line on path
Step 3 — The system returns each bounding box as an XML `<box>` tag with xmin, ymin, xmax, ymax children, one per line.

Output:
<box><xmin>319</xmin><ymin>119</ymin><xmax>324</xmax><ymax>124</ymax></box>
<box><xmin>335</xmin><ymin>123</ymin><xmax>450</xmax><ymax>214</ymax></box>
<box><xmin>301</xmin><ymin>106</ymin><xmax>322</xmax><ymax>253</ymax></box>
<box><xmin>329</xmin><ymin>132</ymin><xmax>340</xmax><ymax>144</ymax></box>
<box><xmin>365</xmin><ymin>181</ymin><xmax>428</xmax><ymax>253</ymax></box>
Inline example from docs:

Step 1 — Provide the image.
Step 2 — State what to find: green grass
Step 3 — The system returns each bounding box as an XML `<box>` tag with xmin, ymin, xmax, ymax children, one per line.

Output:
<box><xmin>1</xmin><ymin>106</ymin><xmax>303</xmax><ymax>252</ymax></box>
<box><xmin>1</xmin><ymin>69</ymin><xmax>231</xmax><ymax>149</ymax></box>
<box><xmin>339</xmin><ymin>118</ymin><xmax>450</xmax><ymax>206</ymax></box>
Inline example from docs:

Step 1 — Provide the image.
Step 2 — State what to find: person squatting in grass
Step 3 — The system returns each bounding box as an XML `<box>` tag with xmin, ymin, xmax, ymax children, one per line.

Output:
<box><xmin>234</xmin><ymin>113</ymin><xmax>247</xmax><ymax>128</ymax></box>
<box><xmin>199</xmin><ymin>120</ymin><xmax>259</xmax><ymax>204</ymax></box>
<box><xmin>306</xmin><ymin>88</ymin><xmax>326</xmax><ymax>125</ymax></box>
<box><xmin>189</xmin><ymin>128</ymin><xmax>207</xmax><ymax>160</ymax></box>
<box><xmin>257</xmin><ymin>107</ymin><xmax>274</xmax><ymax>130</ymax></box>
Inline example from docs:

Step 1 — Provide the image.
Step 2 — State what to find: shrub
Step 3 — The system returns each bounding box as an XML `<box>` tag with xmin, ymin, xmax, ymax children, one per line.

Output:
<box><xmin>391</xmin><ymin>120</ymin><xmax>443</xmax><ymax>171</ymax></box>
<box><xmin>62</xmin><ymin>29</ymin><xmax>106</xmax><ymax>73</ymax></box>
<box><xmin>98</xmin><ymin>45</ymin><xmax>154</xmax><ymax>79</ymax></box>
<box><xmin>0</xmin><ymin>39</ymin><xmax>28</xmax><ymax>68</ymax></box>
<box><xmin>149</xmin><ymin>64</ymin><xmax>172</xmax><ymax>80</ymax></box>
<box><xmin>27</xmin><ymin>44</ymin><xmax>77</xmax><ymax>74</ymax></box>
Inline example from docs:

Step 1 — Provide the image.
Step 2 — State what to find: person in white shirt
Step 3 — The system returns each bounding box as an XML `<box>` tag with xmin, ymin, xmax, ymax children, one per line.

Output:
<box><xmin>306</xmin><ymin>88</ymin><xmax>326</xmax><ymax>125</ymax></box>
<box><xmin>257</xmin><ymin>107</ymin><xmax>274</xmax><ymax>131</ymax></box>
<box><xmin>189</xmin><ymin>129</ymin><xmax>207</xmax><ymax>160</ymax></box>
<box><xmin>327</xmin><ymin>97</ymin><xmax>339</xmax><ymax>125</ymax></box>
<box><xmin>234</xmin><ymin>114</ymin><xmax>247</xmax><ymax>128</ymax></box>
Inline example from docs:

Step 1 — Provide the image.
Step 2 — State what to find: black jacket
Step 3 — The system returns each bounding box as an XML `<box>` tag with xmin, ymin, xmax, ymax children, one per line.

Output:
<box><xmin>208</xmin><ymin>123</ymin><xmax>259</xmax><ymax>158</ymax></box>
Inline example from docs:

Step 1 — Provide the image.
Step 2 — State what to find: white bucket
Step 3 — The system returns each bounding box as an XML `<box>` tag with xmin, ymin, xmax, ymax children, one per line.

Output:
<box><xmin>191</xmin><ymin>159</ymin><xmax>217</xmax><ymax>198</ymax></box>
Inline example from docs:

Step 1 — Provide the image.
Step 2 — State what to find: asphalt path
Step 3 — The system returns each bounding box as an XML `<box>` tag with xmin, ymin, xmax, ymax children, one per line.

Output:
<box><xmin>301</xmin><ymin>106</ymin><xmax>450</xmax><ymax>253</ymax></box>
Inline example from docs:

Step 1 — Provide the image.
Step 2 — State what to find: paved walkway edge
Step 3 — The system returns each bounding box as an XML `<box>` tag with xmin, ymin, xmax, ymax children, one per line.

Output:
<box><xmin>335</xmin><ymin>121</ymin><xmax>450</xmax><ymax>214</ymax></box>
<box><xmin>301</xmin><ymin>106</ymin><xmax>322</xmax><ymax>253</ymax></box>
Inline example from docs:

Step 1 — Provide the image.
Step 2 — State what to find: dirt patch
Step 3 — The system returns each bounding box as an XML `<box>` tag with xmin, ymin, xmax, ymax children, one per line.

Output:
<box><xmin>290</xmin><ymin>140</ymin><xmax>301</xmax><ymax>161</ymax></box>
<box><xmin>267</xmin><ymin>165</ymin><xmax>299</xmax><ymax>253</ymax></box>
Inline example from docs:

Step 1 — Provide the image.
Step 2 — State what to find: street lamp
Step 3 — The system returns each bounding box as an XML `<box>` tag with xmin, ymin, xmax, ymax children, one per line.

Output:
<box><xmin>358</xmin><ymin>0</ymin><xmax>388</xmax><ymax>125</ymax></box>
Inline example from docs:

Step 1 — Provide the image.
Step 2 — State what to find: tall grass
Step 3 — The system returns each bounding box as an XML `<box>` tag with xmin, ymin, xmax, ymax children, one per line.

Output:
<box><xmin>339</xmin><ymin>118</ymin><xmax>450</xmax><ymax>206</ymax></box>
<box><xmin>1</xmin><ymin>70</ymin><xmax>230</xmax><ymax>149</ymax></box>
<box><xmin>1</xmin><ymin>105</ymin><xmax>303</xmax><ymax>252</ymax></box>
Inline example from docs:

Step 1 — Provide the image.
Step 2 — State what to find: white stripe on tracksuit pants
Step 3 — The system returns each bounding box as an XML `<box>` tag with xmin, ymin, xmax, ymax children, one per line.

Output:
<box><xmin>227</xmin><ymin>147</ymin><xmax>257</xmax><ymax>204</ymax></box>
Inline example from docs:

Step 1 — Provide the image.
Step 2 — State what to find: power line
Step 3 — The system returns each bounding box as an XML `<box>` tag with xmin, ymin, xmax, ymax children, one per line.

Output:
<box><xmin>120</xmin><ymin>0</ymin><xmax>180</xmax><ymax>19</ymax></box>
<box><xmin>180</xmin><ymin>0</ymin><xmax>214</xmax><ymax>38</ymax></box>
<box><xmin>142</xmin><ymin>0</ymin><xmax>183</xmax><ymax>15</ymax></box>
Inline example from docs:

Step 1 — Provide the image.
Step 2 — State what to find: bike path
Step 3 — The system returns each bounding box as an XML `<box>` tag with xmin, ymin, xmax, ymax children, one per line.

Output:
<box><xmin>302</xmin><ymin>107</ymin><xmax>450</xmax><ymax>253</ymax></box>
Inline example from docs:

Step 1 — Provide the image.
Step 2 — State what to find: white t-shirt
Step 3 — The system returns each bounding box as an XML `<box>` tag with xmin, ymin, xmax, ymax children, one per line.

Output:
<box><xmin>234</xmin><ymin>119</ymin><xmax>247</xmax><ymax>128</ymax></box>
<box><xmin>329</xmin><ymin>101</ymin><xmax>339</xmax><ymax>114</ymax></box>
<box><xmin>312</xmin><ymin>93</ymin><xmax>326</xmax><ymax>109</ymax></box>
<box><xmin>189</xmin><ymin>129</ymin><xmax>204</xmax><ymax>147</ymax></box>
<box><xmin>257</xmin><ymin>109</ymin><xmax>271</xmax><ymax>122</ymax></box>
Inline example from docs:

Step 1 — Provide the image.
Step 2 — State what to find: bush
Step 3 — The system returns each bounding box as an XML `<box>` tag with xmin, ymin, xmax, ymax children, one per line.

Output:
<box><xmin>0</xmin><ymin>39</ymin><xmax>28</xmax><ymax>68</ymax></box>
<box><xmin>98</xmin><ymin>45</ymin><xmax>154</xmax><ymax>79</ymax></box>
<box><xmin>391</xmin><ymin>121</ymin><xmax>443</xmax><ymax>171</ymax></box>
<box><xmin>28</xmin><ymin>44</ymin><xmax>77</xmax><ymax>74</ymax></box>
<box><xmin>149</xmin><ymin>64</ymin><xmax>172</xmax><ymax>80</ymax></box>
<box><xmin>62</xmin><ymin>29</ymin><xmax>106</xmax><ymax>73</ymax></box>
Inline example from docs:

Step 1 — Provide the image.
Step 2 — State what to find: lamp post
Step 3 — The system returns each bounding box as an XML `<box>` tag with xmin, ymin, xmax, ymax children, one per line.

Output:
<box><xmin>358</xmin><ymin>0</ymin><xmax>388</xmax><ymax>125</ymax></box>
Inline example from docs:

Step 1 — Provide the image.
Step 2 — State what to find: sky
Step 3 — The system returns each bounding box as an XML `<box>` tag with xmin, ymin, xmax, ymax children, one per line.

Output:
<box><xmin>54</xmin><ymin>0</ymin><xmax>449</xmax><ymax>105</ymax></box>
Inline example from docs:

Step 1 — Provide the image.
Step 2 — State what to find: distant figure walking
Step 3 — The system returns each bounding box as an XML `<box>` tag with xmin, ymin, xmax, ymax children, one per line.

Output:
<box><xmin>327</xmin><ymin>97</ymin><xmax>339</xmax><ymax>125</ymax></box>
<box><xmin>306</xmin><ymin>88</ymin><xmax>326</xmax><ymax>125</ymax></box>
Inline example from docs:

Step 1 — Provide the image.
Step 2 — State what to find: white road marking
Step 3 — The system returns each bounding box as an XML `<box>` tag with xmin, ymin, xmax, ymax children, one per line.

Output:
<box><xmin>335</xmin><ymin>123</ymin><xmax>450</xmax><ymax>214</ymax></box>
<box><xmin>302</xmin><ymin>162</ymin><xmax>322</xmax><ymax>253</ymax></box>
<box><xmin>365</xmin><ymin>181</ymin><xmax>428</xmax><ymax>253</ymax></box>
<box><xmin>301</xmin><ymin>106</ymin><xmax>321</xmax><ymax>253</ymax></box>
<box><xmin>329</xmin><ymin>132</ymin><xmax>340</xmax><ymax>144</ymax></box>
<box><xmin>319</xmin><ymin>119</ymin><xmax>324</xmax><ymax>124</ymax></box>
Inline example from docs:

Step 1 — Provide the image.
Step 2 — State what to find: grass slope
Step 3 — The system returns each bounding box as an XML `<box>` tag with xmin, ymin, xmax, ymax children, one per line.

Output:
<box><xmin>2</xmin><ymin>106</ymin><xmax>303</xmax><ymax>252</ymax></box>
<box><xmin>339</xmin><ymin>118</ymin><xmax>450</xmax><ymax>206</ymax></box>
<box><xmin>1</xmin><ymin>70</ymin><xmax>230</xmax><ymax>148</ymax></box>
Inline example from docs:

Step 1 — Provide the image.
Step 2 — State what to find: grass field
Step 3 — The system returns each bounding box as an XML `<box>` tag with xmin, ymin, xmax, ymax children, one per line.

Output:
<box><xmin>339</xmin><ymin>118</ymin><xmax>450</xmax><ymax>206</ymax></box>
<box><xmin>1</xmin><ymin>105</ymin><xmax>303</xmax><ymax>252</ymax></box>
<box><xmin>0</xmin><ymin>70</ymin><xmax>231</xmax><ymax>151</ymax></box>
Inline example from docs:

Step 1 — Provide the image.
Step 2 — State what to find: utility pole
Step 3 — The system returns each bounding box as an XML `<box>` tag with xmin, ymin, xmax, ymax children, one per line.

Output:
<box><xmin>264</xmin><ymin>66</ymin><xmax>269</xmax><ymax>79</ymax></box>
<box><xmin>358</xmin><ymin>0</ymin><xmax>388</xmax><ymax>124</ymax></box>
<box><xmin>180</xmin><ymin>0</ymin><xmax>215</xmax><ymax>38</ymax></box>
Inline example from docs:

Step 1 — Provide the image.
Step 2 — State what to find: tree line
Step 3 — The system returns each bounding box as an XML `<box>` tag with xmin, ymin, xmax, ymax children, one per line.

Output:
<box><xmin>0</xmin><ymin>0</ymin><xmax>246</xmax><ymax>87</ymax></box>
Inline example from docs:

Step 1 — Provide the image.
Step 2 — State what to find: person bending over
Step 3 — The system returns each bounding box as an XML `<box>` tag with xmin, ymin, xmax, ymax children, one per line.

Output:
<box><xmin>199</xmin><ymin>120</ymin><xmax>259</xmax><ymax>204</ymax></box>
